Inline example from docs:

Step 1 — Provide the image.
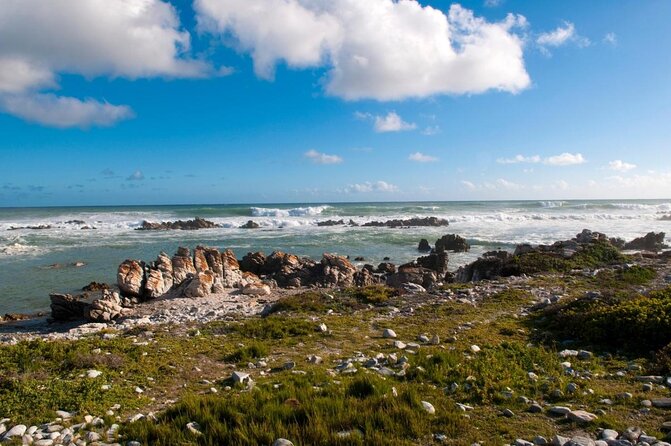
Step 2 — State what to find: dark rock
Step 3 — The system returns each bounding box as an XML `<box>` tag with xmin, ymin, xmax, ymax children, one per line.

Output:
<box><xmin>354</xmin><ymin>256</ymin><xmax>365</xmax><ymax>261</ymax></box>
<box><xmin>321</xmin><ymin>253</ymin><xmax>357</xmax><ymax>287</ymax></box>
<box><xmin>50</xmin><ymin>293</ymin><xmax>90</xmax><ymax>321</ymax></box>
<box><xmin>418</xmin><ymin>239</ymin><xmax>432</xmax><ymax>252</ymax></box>
<box><xmin>455</xmin><ymin>251</ymin><xmax>518</xmax><ymax>282</ymax></box>
<box><xmin>660</xmin><ymin>215</ymin><xmax>671</xmax><ymax>221</ymax></box>
<box><xmin>136</xmin><ymin>217</ymin><xmax>220</xmax><ymax>231</ymax></box>
<box><xmin>82</xmin><ymin>282</ymin><xmax>109</xmax><ymax>292</ymax></box>
<box><xmin>362</xmin><ymin>217</ymin><xmax>449</xmax><ymax>228</ymax></box>
<box><xmin>7</xmin><ymin>224</ymin><xmax>52</xmax><ymax>230</ymax></box>
<box><xmin>240</xmin><ymin>220</ymin><xmax>260</xmax><ymax>229</ymax></box>
<box><xmin>354</xmin><ymin>268</ymin><xmax>380</xmax><ymax>287</ymax></box>
<box><xmin>415</xmin><ymin>251</ymin><xmax>449</xmax><ymax>277</ymax></box>
<box><xmin>317</xmin><ymin>219</ymin><xmax>345</xmax><ymax>227</ymax></box>
<box><xmin>383</xmin><ymin>257</ymin><xmax>391</xmax><ymax>261</ymax></box>
<box><xmin>65</xmin><ymin>220</ymin><xmax>86</xmax><ymax>225</ymax></box>
<box><xmin>624</xmin><ymin>232</ymin><xmax>667</xmax><ymax>252</ymax></box>
<box><xmin>240</xmin><ymin>251</ymin><xmax>267</xmax><ymax>275</ymax></box>
<box><xmin>376</xmin><ymin>262</ymin><xmax>397</xmax><ymax>274</ymax></box>
<box><xmin>435</xmin><ymin>234</ymin><xmax>470</xmax><ymax>252</ymax></box>
<box><xmin>387</xmin><ymin>265</ymin><xmax>437</xmax><ymax>290</ymax></box>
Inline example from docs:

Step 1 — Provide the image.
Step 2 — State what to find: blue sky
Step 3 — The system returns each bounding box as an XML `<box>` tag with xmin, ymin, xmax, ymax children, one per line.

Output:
<box><xmin>0</xmin><ymin>0</ymin><xmax>669</xmax><ymax>206</ymax></box>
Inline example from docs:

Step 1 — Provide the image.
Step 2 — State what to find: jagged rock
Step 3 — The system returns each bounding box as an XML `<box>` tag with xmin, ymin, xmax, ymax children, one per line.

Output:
<box><xmin>240</xmin><ymin>220</ymin><xmax>260</xmax><ymax>229</ymax></box>
<box><xmin>204</xmin><ymin>248</ymin><xmax>224</xmax><ymax>278</ymax></box>
<box><xmin>136</xmin><ymin>217</ymin><xmax>221</xmax><ymax>230</ymax></box>
<box><xmin>82</xmin><ymin>281</ymin><xmax>109</xmax><ymax>292</ymax></box>
<box><xmin>317</xmin><ymin>219</ymin><xmax>346</xmax><ymax>227</ymax></box>
<box><xmin>376</xmin><ymin>262</ymin><xmax>397</xmax><ymax>274</ymax></box>
<box><xmin>435</xmin><ymin>234</ymin><xmax>470</xmax><ymax>252</ymax></box>
<box><xmin>575</xmin><ymin>229</ymin><xmax>608</xmax><ymax>244</ymax></box>
<box><xmin>144</xmin><ymin>252</ymin><xmax>173</xmax><ymax>298</ymax></box>
<box><xmin>418</xmin><ymin>239</ymin><xmax>432</xmax><ymax>252</ymax></box>
<box><xmin>86</xmin><ymin>291</ymin><xmax>123</xmax><ymax>322</ymax></box>
<box><xmin>222</xmin><ymin>249</ymin><xmax>244</xmax><ymax>287</ymax></box>
<box><xmin>50</xmin><ymin>293</ymin><xmax>89</xmax><ymax>321</ymax></box>
<box><xmin>415</xmin><ymin>251</ymin><xmax>449</xmax><ymax>277</ymax></box>
<box><xmin>354</xmin><ymin>267</ymin><xmax>379</xmax><ymax>287</ymax></box>
<box><xmin>455</xmin><ymin>251</ymin><xmax>518</xmax><ymax>282</ymax></box>
<box><xmin>183</xmin><ymin>270</ymin><xmax>216</xmax><ymax>298</ymax></box>
<box><xmin>362</xmin><ymin>216</ymin><xmax>449</xmax><ymax>227</ymax></box>
<box><xmin>321</xmin><ymin>253</ymin><xmax>356</xmax><ymax>287</ymax></box>
<box><xmin>211</xmin><ymin>278</ymin><xmax>225</xmax><ymax>294</ymax></box>
<box><xmin>172</xmin><ymin>247</ymin><xmax>196</xmax><ymax>285</ymax></box>
<box><xmin>624</xmin><ymin>232</ymin><xmax>667</xmax><ymax>252</ymax></box>
<box><xmin>117</xmin><ymin>259</ymin><xmax>145</xmax><ymax>297</ymax></box>
<box><xmin>193</xmin><ymin>246</ymin><xmax>209</xmax><ymax>272</ymax></box>
<box><xmin>240</xmin><ymin>251</ymin><xmax>267</xmax><ymax>275</ymax></box>
<box><xmin>387</xmin><ymin>265</ymin><xmax>437</xmax><ymax>290</ymax></box>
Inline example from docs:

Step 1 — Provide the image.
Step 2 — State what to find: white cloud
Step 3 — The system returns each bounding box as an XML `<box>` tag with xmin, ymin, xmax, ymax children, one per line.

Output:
<box><xmin>603</xmin><ymin>32</ymin><xmax>617</xmax><ymax>46</ymax></box>
<box><xmin>127</xmin><ymin>170</ymin><xmax>145</xmax><ymax>181</ymax></box>
<box><xmin>498</xmin><ymin>152</ymin><xmax>586</xmax><ymax>166</ymax></box>
<box><xmin>421</xmin><ymin>125</ymin><xmax>441</xmax><ymax>136</ymax></box>
<box><xmin>461</xmin><ymin>180</ymin><xmax>477</xmax><ymax>190</ymax></box>
<box><xmin>461</xmin><ymin>178</ymin><xmax>522</xmax><ymax>191</ymax></box>
<box><xmin>0</xmin><ymin>0</ymin><xmax>210</xmax><ymax>126</ymax></box>
<box><xmin>374</xmin><ymin>112</ymin><xmax>416</xmax><ymax>133</ymax></box>
<box><xmin>543</xmin><ymin>152</ymin><xmax>585</xmax><ymax>166</ymax></box>
<box><xmin>536</xmin><ymin>21</ymin><xmax>589</xmax><ymax>54</ymax></box>
<box><xmin>304</xmin><ymin>149</ymin><xmax>343</xmax><ymax>165</ymax></box>
<box><xmin>497</xmin><ymin>154</ymin><xmax>541</xmax><ymax>164</ymax></box>
<box><xmin>409</xmin><ymin>152</ymin><xmax>438</xmax><ymax>163</ymax></box>
<box><xmin>195</xmin><ymin>1</ymin><xmax>531</xmax><ymax>100</ymax></box>
<box><xmin>0</xmin><ymin>94</ymin><xmax>134</xmax><ymax>128</ymax></box>
<box><xmin>484</xmin><ymin>0</ymin><xmax>503</xmax><ymax>7</ymax></box>
<box><xmin>608</xmin><ymin>160</ymin><xmax>636</xmax><ymax>172</ymax></box>
<box><xmin>345</xmin><ymin>180</ymin><xmax>398</xmax><ymax>193</ymax></box>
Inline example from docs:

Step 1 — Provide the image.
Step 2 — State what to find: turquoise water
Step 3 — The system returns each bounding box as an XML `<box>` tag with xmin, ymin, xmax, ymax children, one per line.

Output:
<box><xmin>1</xmin><ymin>200</ymin><xmax>669</xmax><ymax>314</ymax></box>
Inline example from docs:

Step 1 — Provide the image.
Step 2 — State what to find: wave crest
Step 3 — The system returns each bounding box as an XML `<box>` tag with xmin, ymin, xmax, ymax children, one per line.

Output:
<box><xmin>250</xmin><ymin>206</ymin><xmax>330</xmax><ymax>217</ymax></box>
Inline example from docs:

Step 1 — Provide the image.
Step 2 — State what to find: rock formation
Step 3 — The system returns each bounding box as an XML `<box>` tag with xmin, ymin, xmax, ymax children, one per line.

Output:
<box><xmin>136</xmin><ymin>217</ymin><xmax>220</xmax><ymax>230</ymax></box>
<box><xmin>435</xmin><ymin>234</ymin><xmax>470</xmax><ymax>252</ymax></box>
<box><xmin>362</xmin><ymin>217</ymin><xmax>449</xmax><ymax>228</ymax></box>
<box><xmin>624</xmin><ymin>232</ymin><xmax>667</xmax><ymax>252</ymax></box>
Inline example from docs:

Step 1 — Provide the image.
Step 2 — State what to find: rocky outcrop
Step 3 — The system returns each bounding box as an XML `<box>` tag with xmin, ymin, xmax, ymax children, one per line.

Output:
<box><xmin>387</xmin><ymin>266</ymin><xmax>438</xmax><ymax>290</ymax></box>
<box><xmin>455</xmin><ymin>251</ymin><xmax>517</xmax><ymax>282</ymax></box>
<box><xmin>624</xmin><ymin>232</ymin><xmax>667</xmax><ymax>252</ymax></box>
<box><xmin>317</xmin><ymin>219</ymin><xmax>358</xmax><ymax>227</ymax></box>
<box><xmin>240</xmin><ymin>252</ymin><xmax>267</xmax><ymax>275</ymax></box>
<box><xmin>321</xmin><ymin>253</ymin><xmax>357</xmax><ymax>287</ymax></box>
<box><xmin>222</xmin><ymin>249</ymin><xmax>244</xmax><ymax>287</ymax></box>
<box><xmin>240</xmin><ymin>220</ymin><xmax>260</xmax><ymax>229</ymax></box>
<box><xmin>7</xmin><ymin>224</ymin><xmax>52</xmax><ymax>231</ymax></box>
<box><xmin>418</xmin><ymin>239</ymin><xmax>431</xmax><ymax>252</ymax></box>
<box><xmin>82</xmin><ymin>282</ymin><xmax>109</xmax><ymax>292</ymax></box>
<box><xmin>136</xmin><ymin>217</ymin><xmax>220</xmax><ymax>231</ymax></box>
<box><xmin>143</xmin><ymin>252</ymin><xmax>173</xmax><ymax>299</ymax></box>
<box><xmin>172</xmin><ymin>247</ymin><xmax>196</xmax><ymax>284</ymax></box>
<box><xmin>415</xmin><ymin>251</ymin><xmax>449</xmax><ymax>277</ymax></box>
<box><xmin>117</xmin><ymin>260</ymin><xmax>145</xmax><ymax>297</ymax></box>
<box><xmin>362</xmin><ymin>217</ymin><xmax>449</xmax><ymax>228</ymax></box>
<box><xmin>86</xmin><ymin>291</ymin><xmax>123</xmax><ymax>322</ymax></box>
<box><xmin>50</xmin><ymin>293</ymin><xmax>90</xmax><ymax>321</ymax></box>
<box><xmin>182</xmin><ymin>270</ymin><xmax>216</xmax><ymax>298</ymax></box>
<box><xmin>354</xmin><ymin>267</ymin><xmax>380</xmax><ymax>287</ymax></box>
<box><xmin>435</xmin><ymin>234</ymin><xmax>470</xmax><ymax>253</ymax></box>
<box><xmin>204</xmin><ymin>247</ymin><xmax>224</xmax><ymax>278</ymax></box>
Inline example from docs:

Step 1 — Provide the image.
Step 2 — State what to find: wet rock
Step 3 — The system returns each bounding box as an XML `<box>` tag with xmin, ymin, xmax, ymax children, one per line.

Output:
<box><xmin>82</xmin><ymin>282</ymin><xmax>109</xmax><ymax>292</ymax></box>
<box><xmin>117</xmin><ymin>259</ymin><xmax>145</xmax><ymax>297</ymax></box>
<box><xmin>435</xmin><ymin>234</ymin><xmax>470</xmax><ymax>253</ymax></box>
<box><xmin>317</xmin><ymin>219</ymin><xmax>346</xmax><ymax>227</ymax></box>
<box><xmin>136</xmin><ymin>217</ymin><xmax>220</xmax><ymax>230</ymax></box>
<box><xmin>362</xmin><ymin>217</ymin><xmax>449</xmax><ymax>228</ymax></box>
<box><xmin>624</xmin><ymin>232</ymin><xmax>667</xmax><ymax>252</ymax></box>
<box><xmin>418</xmin><ymin>239</ymin><xmax>432</xmax><ymax>252</ymax></box>
<box><xmin>415</xmin><ymin>251</ymin><xmax>449</xmax><ymax>277</ymax></box>
<box><xmin>240</xmin><ymin>220</ymin><xmax>260</xmax><ymax>229</ymax></box>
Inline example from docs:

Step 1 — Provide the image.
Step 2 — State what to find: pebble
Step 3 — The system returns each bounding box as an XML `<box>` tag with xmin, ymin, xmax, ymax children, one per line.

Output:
<box><xmin>470</xmin><ymin>345</ymin><xmax>481</xmax><ymax>353</ymax></box>
<box><xmin>273</xmin><ymin>439</ymin><xmax>294</xmax><ymax>446</ymax></box>
<box><xmin>548</xmin><ymin>406</ymin><xmax>572</xmax><ymax>416</ymax></box>
<box><xmin>382</xmin><ymin>329</ymin><xmax>397</xmax><ymax>339</ymax></box>
<box><xmin>316</xmin><ymin>323</ymin><xmax>328</xmax><ymax>333</ymax></box>
<box><xmin>86</xmin><ymin>369</ymin><xmax>102</xmax><ymax>378</ymax></box>
<box><xmin>502</xmin><ymin>409</ymin><xmax>515</xmax><ymax>418</ymax></box>
<box><xmin>421</xmin><ymin>401</ymin><xmax>436</xmax><ymax>414</ymax></box>
<box><xmin>393</xmin><ymin>340</ymin><xmax>407</xmax><ymax>350</ymax></box>
<box><xmin>186</xmin><ymin>421</ymin><xmax>202</xmax><ymax>435</ymax></box>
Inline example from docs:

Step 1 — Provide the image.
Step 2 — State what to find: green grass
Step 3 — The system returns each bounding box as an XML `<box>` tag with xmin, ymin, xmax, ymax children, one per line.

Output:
<box><xmin>514</xmin><ymin>240</ymin><xmax>626</xmax><ymax>275</ymax></box>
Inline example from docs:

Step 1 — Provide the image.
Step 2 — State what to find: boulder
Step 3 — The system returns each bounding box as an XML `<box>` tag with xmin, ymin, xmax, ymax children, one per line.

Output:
<box><xmin>143</xmin><ymin>252</ymin><xmax>173</xmax><ymax>298</ymax></box>
<box><xmin>193</xmin><ymin>246</ymin><xmax>209</xmax><ymax>272</ymax></box>
<box><xmin>82</xmin><ymin>281</ymin><xmax>109</xmax><ymax>292</ymax></box>
<box><xmin>435</xmin><ymin>234</ymin><xmax>470</xmax><ymax>252</ymax></box>
<box><xmin>455</xmin><ymin>251</ymin><xmax>518</xmax><ymax>282</ymax></box>
<box><xmin>183</xmin><ymin>270</ymin><xmax>216</xmax><ymax>298</ymax></box>
<box><xmin>172</xmin><ymin>247</ymin><xmax>196</xmax><ymax>285</ymax></box>
<box><xmin>240</xmin><ymin>251</ymin><xmax>267</xmax><ymax>275</ymax></box>
<box><xmin>117</xmin><ymin>259</ymin><xmax>145</xmax><ymax>297</ymax></box>
<box><xmin>50</xmin><ymin>293</ymin><xmax>89</xmax><ymax>321</ymax></box>
<box><xmin>241</xmin><ymin>282</ymin><xmax>271</xmax><ymax>296</ymax></box>
<box><xmin>317</xmin><ymin>219</ymin><xmax>346</xmax><ymax>227</ymax></box>
<box><xmin>387</xmin><ymin>266</ymin><xmax>437</xmax><ymax>290</ymax></box>
<box><xmin>624</xmin><ymin>232</ymin><xmax>667</xmax><ymax>252</ymax></box>
<box><xmin>418</xmin><ymin>239</ymin><xmax>432</xmax><ymax>252</ymax></box>
<box><xmin>376</xmin><ymin>262</ymin><xmax>397</xmax><ymax>274</ymax></box>
<box><xmin>354</xmin><ymin>267</ymin><xmax>379</xmax><ymax>287</ymax></box>
<box><xmin>221</xmin><ymin>249</ymin><xmax>244</xmax><ymax>288</ymax></box>
<box><xmin>415</xmin><ymin>251</ymin><xmax>449</xmax><ymax>277</ymax></box>
<box><xmin>86</xmin><ymin>291</ymin><xmax>123</xmax><ymax>322</ymax></box>
<box><xmin>321</xmin><ymin>253</ymin><xmax>357</xmax><ymax>287</ymax></box>
<box><xmin>240</xmin><ymin>220</ymin><xmax>260</xmax><ymax>229</ymax></box>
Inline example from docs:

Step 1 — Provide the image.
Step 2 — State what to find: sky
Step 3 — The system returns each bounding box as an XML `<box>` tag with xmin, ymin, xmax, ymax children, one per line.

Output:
<box><xmin>0</xmin><ymin>0</ymin><xmax>670</xmax><ymax>206</ymax></box>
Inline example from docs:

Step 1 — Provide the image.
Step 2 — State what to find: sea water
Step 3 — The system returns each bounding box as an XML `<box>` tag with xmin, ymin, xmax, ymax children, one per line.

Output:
<box><xmin>0</xmin><ymin>200</ymin><xmax>669</xmax><ymax>314</ymax></box>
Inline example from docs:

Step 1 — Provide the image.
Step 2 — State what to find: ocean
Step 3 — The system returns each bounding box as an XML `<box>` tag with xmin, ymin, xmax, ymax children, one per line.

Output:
<box><xmin>1</xmin><ymin>199</ymin><xmax>669</xmax><ymax>314</ymax></box>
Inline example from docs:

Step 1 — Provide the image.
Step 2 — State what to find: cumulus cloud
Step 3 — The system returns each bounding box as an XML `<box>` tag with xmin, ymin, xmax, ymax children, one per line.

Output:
<box><xmin>536</xmin><ymin>21</ymin><xmax>589</xmax><ymax>54</ymax></box>
<box><xmin>0</xmin><ymin>94</ymin><xmax>134</xmax><ymax>128</ymax></box>
<box><xmin>497</xmin><ymin>152</ymin><xmax>585</xmax><ymax>166</ymax></box>
<box><xmin>544</xmin><ymin>152</ymin><xmax>585</xmax><ymax>166</ymax></box>
<box><xmin>409</xmin><ymin>152</ymin><xmax>438</xmax><ymax>163</ymax></box>
<box><xmin>127</xmin><ymin>170</ymin><xmax>145</xmax><ymax>181</ymax></box>
<box><xmin>304</xmin><ymin>149</ymin><xmax>343</xmax><ymax>165</ymax></box>
<box><xmin>374</xmin><ymin>112</ymin><xmax>416</xmax><ymax>133</ymax></box>
<box><xmin>608</xmin><ymin>160</ymin><xmax>636</xmax><ymax>172</ymax></box>
<box><xmin>603</xmin><ymin>32</ymin><xmax>618</xmax><ymax>46</ymax></box>
<box><xmin>461</xmin><ymin>178</ymin><xmax>523</xmax><ymax>191</ymax></box>
<box><xmin>421</xmin><ymin>125</ymin><xmax>441</xmax><ymax>136</ymax></box>
<box><xmin>0</xmin><ymin>0</ymin><xmax>210</xmax><ymax>127</ymax></box>
<box><xmin>195</xmin><ymin>0</ymin><xmax>530</xmax><ymax>100</ymax></box>
<box><xmin>345</xmin><ymin>181</ymin><xmax>398</xmax><ymax>193</ymax></box>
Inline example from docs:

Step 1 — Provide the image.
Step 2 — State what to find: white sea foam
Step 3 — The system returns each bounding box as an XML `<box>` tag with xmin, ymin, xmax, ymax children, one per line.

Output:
<box><xmin>250</xmin><ymin>206</ymin><xmax>330</xmax><ymax>217</ymax></box>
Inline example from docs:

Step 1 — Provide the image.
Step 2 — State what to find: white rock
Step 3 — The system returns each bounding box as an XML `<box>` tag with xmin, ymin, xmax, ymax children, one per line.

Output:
<box><xmin>3</xmin><ymin>424</ymin><xmax>27</xmax><ymax>438</ymax></box>
<box><xmin>470</xmin><ymin>345</ymin><xmax>481</xmax><ymax>353</ymax></box>
<box><xmin>186</xmin><ymin>421</ymin><xmax>202</xmax><ymax>436</ymax></box>
<box><xmin>421</xmin><ymin>401</ymin><xmax>436</xmax><ymax>414</ymax></box>
<box><xmin>273</xmin><ymin>439</ymin><xmax>294</xmax><ymax>446</ymax></box>
<box><xmin>316</xmin><ymin>323</ymin><xmax>328</xmax><ymax>333</ymax></box>
<box><xmin>86</xmin><ymin>369</ymin><xmax>102</xmax><ymax>378</ymax></box>
<box><xmin>568</xmin><ymin>410</ymin><xmax>598</xmax><ymax>423</ymax></box>
<box><xmin>382</xmin><ymin>329</ymin><xmax>397</xmax><ymax>339</ymax></box>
